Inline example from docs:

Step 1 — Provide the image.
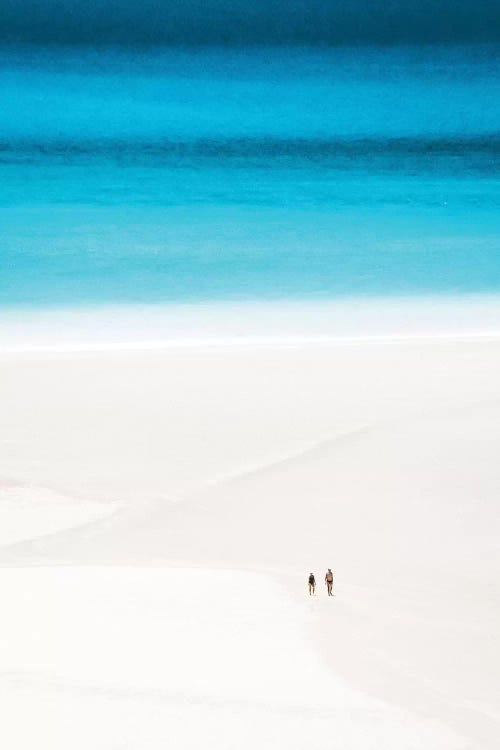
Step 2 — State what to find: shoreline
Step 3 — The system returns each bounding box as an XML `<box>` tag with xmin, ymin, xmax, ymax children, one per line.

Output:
<box><xmin>3</xmin><ymin>331</ymin><xmax>500</xmax><ymax>356</ymax></box>
<box><xmin>2</xmin><ymin>293</ymin><xmax>500</xmax><ymax>353</ymax></box>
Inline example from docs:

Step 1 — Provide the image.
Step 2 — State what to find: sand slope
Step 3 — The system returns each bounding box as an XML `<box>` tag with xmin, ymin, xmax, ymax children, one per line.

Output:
<box><xmin>0</xmin><ymin>338</ymin><xmax>499</xmax><ymax>748</ymax></box>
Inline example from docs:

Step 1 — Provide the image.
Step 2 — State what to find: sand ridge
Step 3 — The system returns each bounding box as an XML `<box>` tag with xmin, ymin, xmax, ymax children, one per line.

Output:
<box><xmin>0</xmin><ymin>336</ymin><xmax>499</xmax><ymax>748</ymax></box>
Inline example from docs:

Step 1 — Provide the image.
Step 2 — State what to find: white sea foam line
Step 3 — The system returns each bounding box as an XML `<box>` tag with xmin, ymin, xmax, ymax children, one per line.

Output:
<box><xmin>2</xmin><ymin>331</ymin><xmax>500</xmax><ymax>354</ymax></box>
<box><xmin>1</xmin><ymin>293</ymin><xmax>500</xmax><ymax>353</ymax></box>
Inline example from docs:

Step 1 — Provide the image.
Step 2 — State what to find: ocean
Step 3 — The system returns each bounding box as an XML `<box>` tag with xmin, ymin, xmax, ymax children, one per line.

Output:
<box><xmin>1</xmin><ymin>44</ymin><xmax>499</xmax><ymax>311</ymax></box>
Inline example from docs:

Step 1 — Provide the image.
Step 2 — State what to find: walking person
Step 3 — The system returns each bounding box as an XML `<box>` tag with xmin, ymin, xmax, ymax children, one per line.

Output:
<box><xmin>325</xmin><ymin>568</ymin><xmax>334</xmax><ymax>596</ymax></box>
<box><xmin>308</xmin><ymin>573</ymin><xmax>316</xmax><ymax>595</ymax></box>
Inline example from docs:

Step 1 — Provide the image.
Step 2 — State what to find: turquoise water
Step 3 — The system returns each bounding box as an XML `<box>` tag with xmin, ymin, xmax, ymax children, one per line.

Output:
<box><xmin>1</xmin><ymin>45</ymin><xmax>499</xmax><ymax>307</ymax></box>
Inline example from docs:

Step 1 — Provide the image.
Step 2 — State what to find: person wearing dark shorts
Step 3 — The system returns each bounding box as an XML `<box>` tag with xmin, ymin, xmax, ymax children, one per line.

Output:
<box><xmin>325</xmin><ymin>569</ymin><xmax>334</xmax><ymax>596</ymax></box>
<box><xmin>308</xmin><ymin>573</ymin><xmax>316</xmax><ymax>595</ymax></box>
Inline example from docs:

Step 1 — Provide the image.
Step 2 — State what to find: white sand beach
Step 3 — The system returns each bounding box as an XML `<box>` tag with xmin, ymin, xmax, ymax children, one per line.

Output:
<box><xmin>0</xmin><ymin>301</ymin><xmax>499</xmax><ymax>749</ymax></box>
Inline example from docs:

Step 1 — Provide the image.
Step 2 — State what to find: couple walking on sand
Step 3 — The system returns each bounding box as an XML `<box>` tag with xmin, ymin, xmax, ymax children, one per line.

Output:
<box><xmin>308</xmin><ymin>569</ymin><xmax>334</xmax><ymax>596</ymax></box>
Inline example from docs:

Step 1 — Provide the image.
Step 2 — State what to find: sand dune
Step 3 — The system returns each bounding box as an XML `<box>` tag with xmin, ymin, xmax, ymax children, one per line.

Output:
<box><xmin>0</xmin><ymin>337</ymin><xmax>499</xmax><ymax>748</ymax></box>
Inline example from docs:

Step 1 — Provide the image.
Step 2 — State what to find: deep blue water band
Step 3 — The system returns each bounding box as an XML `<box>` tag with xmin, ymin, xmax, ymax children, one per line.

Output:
<box><xmin>1</xmin><ymin>45</ymin><xmax>499</xmax><ymax>307</ymax></box>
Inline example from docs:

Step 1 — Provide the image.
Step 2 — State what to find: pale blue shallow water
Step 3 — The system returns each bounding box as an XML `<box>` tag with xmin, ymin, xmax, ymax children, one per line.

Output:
<box><xmin>1</xmin><ymin>45</ymin><xmax>499</xmax><ymax>308</ymax></box>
